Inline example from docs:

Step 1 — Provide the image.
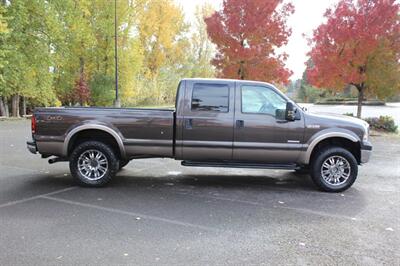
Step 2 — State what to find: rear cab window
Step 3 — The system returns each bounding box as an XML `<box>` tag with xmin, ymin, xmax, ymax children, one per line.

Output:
<box><xmin>191</xmin><ymin>83</ymin><xmax>229</xmax><ymax>112</ymax></box>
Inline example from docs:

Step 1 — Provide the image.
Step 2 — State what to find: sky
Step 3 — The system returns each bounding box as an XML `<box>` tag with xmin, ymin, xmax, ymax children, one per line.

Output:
<box><xmin>174</xmin><ymin>0</ymin><xmax>339</xmax><ymax>80</ymax></box>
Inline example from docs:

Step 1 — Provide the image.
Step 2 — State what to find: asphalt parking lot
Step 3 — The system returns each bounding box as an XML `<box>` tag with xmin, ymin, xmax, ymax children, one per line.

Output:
<box><xmin>0</xmin><ymin>120</ymin><xmax>399</xmax><ymax>265</ymax></box>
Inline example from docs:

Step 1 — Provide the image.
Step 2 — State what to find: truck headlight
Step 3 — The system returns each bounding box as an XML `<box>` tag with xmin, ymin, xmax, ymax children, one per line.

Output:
<box><xmin>363</xmin><ymin>126</ymin><xmax>369</xmax><ymax>142</ymax></box>
<box><xmin>363</xmin><ymin>132</ymin><xmax>368</xmax><ymax>142</ymax></box>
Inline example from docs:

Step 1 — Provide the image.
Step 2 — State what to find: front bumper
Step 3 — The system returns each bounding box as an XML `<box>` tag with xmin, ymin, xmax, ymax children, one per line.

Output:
<box><xmin>360</xmin><ymin>141</ymin><xmax>372</xmax><ymax>163</ymax></box>
<box><xmin>27</xmin><ymin>141</ymin><xmax>37</xmax><ymax>154</ymax></box>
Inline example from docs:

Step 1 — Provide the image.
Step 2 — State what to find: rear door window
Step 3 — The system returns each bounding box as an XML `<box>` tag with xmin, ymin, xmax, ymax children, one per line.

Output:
<box><xmin>191</xmin><ymin>83</ymin><xmax>229</xmax><ymax>112</ymax></box>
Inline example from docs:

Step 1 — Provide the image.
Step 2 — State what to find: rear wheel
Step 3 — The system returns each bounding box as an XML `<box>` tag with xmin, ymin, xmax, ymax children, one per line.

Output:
<box><xmin>69</xmin><ymin>141</ymin><xmax>118</xmax><ymax>187</ymax></box>
<box><xmin>310</xmin><ymin>147</ymin><xmax>358</xmax><ymax>192</ymax></box>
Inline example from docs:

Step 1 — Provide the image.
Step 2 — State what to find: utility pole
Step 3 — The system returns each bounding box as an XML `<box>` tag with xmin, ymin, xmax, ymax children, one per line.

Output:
<box><xmin>114</xmin><ymin>0</ymin><xmax>121</xmax><ymax>107</ymax></box>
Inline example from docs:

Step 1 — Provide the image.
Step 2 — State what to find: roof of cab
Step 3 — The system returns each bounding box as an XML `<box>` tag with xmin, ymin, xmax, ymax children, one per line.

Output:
<box><xmin>181</xmin><ymin>78</ymin><xmax>276</xmax><ymax>88</ymax></box>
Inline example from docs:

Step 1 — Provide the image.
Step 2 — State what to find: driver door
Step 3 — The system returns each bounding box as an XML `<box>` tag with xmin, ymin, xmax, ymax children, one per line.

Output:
<box><xmin>233</xmin><ymin>84</ymin><xmax>303</xmax><ymax>163</ymax></box>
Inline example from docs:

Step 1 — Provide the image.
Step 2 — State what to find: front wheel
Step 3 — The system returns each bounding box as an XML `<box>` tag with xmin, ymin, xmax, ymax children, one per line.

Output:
<box><xmin>310</xmin><ymin>147</ymin><xmax>358</xmax><ymax>192</ymax></box>
<box><xmin>69</xmin><ymin>141</ymin><xmax>119</xmax><ymax>187</ymax></box>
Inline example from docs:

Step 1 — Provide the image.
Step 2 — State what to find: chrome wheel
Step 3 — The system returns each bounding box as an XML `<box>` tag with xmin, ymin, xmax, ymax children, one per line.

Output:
<box><xmin>77</xmin><ymin>149</ymin><xmax>108</xmax><ymax>181</ymax></box>
<box><xmin>320</xmin><ymin>155</ymin><xmax>351</xmax><ymax>186</ymax></box>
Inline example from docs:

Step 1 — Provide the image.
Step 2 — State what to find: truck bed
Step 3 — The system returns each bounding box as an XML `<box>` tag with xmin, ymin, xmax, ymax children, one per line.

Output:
<box><xmin>34</xmin><ymin>107</ymin><xmax>175</xmax><ymax>158</ymax></box>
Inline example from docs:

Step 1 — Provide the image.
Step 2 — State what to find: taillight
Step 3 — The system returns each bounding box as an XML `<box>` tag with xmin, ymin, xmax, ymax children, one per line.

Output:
<box><xmin>31</xmin><ymin>115</ymin><xmax>36</xmax><ymax>135</ymax></box>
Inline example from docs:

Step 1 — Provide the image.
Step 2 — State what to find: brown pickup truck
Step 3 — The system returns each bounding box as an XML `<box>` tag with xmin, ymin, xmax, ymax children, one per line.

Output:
<box><xmin>27</xmin><ymin>78</ymin><xmax>372</xmax><ymax>192</ymax></box>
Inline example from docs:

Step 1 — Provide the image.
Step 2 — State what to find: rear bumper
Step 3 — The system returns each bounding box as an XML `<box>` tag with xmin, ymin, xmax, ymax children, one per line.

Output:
<box><xmin>360</xmin><ymin>141</ymin><xmax>372</xmax><ymax>163</ymax></box>
<box><xmin>27</xmin><ymin>141</ymin><xmax>38</xmax><ymax>154</ymax></box>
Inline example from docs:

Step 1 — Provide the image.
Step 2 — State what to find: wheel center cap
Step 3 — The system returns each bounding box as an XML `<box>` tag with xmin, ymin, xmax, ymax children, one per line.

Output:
<box><xmin>90</xmin><ymin>160</ymin><xmax>98</xmax><ymax>168</ymax></box>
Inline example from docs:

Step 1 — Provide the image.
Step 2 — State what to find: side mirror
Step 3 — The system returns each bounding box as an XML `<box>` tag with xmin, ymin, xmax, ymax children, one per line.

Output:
<box><xmin>275</xmin><ymin>109</ymin><xmax>286</xmax><ymax>120</ymax></box>
<box><xmin>285</xmin><ymin>102</ymin><xmax>296</xmax><ymax>121</ymax></box>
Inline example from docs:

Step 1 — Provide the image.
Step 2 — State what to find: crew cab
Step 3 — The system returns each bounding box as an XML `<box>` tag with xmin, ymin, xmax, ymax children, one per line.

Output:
<box><xmin>27</xmin><ymin>78</ymin><xmax>372</xmax><ymax>192</ymax></box>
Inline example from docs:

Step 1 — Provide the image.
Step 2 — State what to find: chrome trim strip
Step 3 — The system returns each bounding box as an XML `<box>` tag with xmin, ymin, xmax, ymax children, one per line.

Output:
<box><xmin>182</xmin><ymin>140</ymin><xmax>232</xmax><ymax>149</ymax></box>
<box><xmin>234</xmin><ymin>142</ymin><xmax>303</xmax><ymax>150</ymax></box>
<box><xmin>180</xmin><ymin>140</ymin><xmax>303</xmax><ymax>150</ymax></box>
<box><xmin>124</xmin><ymin>139</ymin><xmax>172</xmax><ymax>146</ymax></box>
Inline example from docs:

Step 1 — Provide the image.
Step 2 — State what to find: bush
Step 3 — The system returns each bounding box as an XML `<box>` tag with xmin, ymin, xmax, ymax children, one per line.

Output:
<box><xmin>342</xmin><ymin>114</ymin><xmax>398</xmax><ymax>133</ymax></box>
<box><xmin>343</xmin><ymin>112</ymin><xmax>354</xmax><ymax>117</ymax></box>
<box><xmin>89</xmin><ymin>74</ymin><xmax>115</xmax><ymax>107</ymax></box>
<box><xmin>364</xmin><ymin>116</ymin><xmax>398</xmax><ymax>133</ymax></box>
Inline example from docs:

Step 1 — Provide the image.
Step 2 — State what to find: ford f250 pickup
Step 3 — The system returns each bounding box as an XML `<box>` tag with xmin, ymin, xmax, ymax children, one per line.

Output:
<box><xmin>27</xmin><ymin>78</ymin><xmax>372</xmax><ymax>192</ymax></box>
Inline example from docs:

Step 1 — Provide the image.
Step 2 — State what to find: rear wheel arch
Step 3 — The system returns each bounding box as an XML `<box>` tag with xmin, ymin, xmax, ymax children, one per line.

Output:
<box><xmin>64</xmin><ymin>126</ymin><xmax>126</xmax><ymax>159</ymax></box>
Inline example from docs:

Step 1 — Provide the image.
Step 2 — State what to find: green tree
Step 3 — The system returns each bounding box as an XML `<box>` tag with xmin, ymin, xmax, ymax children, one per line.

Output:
<box><xmin>89</xmin><ymin>74</ymin><xmax>115</xmax><ymax>106</ymax></box>
<box><xmin>185</xmin><ymin>3</ymin><xmax>215</xmax><ymax>78</ymax></box>
<box><xmin>138</xmin><ymin>0</ymin><xmax>188</xmax><ymax>78</ymax></box>
<box><xmin>1</xmin><ymin>0</ymin><xmax>59</xmax><ymax>116</ymax></box>
<box><xmin>0</xmin><ymin>2</ymin><xmax>9</xmax><ymax>116</ymax></box>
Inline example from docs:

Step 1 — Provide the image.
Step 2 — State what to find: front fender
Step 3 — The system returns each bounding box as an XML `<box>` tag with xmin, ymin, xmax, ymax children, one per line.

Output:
<box><xmin>298</xmin><ymin>128</ymin><xmax>360</xmax><ymax>165</ymax></box>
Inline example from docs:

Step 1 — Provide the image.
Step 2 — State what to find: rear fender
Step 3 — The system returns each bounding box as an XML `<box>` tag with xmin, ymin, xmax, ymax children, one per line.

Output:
<box><xmin>62</xmin><ymin>122</ymin><xmax>126</xmax><ymax>159</ymax></box>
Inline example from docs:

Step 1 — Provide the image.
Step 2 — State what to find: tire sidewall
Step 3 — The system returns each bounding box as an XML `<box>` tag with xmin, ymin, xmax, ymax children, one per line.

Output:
<box><xmin>311</xmin><ymin>147</ymin><xmax>358</xmax><ymax>192</ymax></box>
<box><xmin>70</xmin><ymin>141</ymin><xmax>118</xmax><ymax>187</ymax></box>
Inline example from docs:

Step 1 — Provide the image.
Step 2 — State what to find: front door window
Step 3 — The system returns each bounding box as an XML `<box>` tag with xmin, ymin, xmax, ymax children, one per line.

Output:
<box><xmin>241</xmin><ymin>85</ymin><xmax>287</xmax><ymax>117</ymax></box>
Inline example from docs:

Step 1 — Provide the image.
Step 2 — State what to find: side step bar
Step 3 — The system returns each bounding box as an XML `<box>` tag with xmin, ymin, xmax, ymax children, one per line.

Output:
<box><xmin>181</xmin><ymin>161</ymin><xmax>299</xmax><ymax>170</ymax></box>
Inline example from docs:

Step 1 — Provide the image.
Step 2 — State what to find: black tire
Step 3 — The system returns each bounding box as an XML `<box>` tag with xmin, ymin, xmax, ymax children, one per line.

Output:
<box><xmin>310</xmin><ymin>147</ymin><xmax>358</xmax><ymax>192</ymax></box>
<box><xmin>69</xmin><ymin>141</ymin><xmax>119</xmax><ymax>187</ymax></box>
<box><xmin>119</xmin><ymin>159</ymin><xmax>129</xmax><ymax>170</ymax></box>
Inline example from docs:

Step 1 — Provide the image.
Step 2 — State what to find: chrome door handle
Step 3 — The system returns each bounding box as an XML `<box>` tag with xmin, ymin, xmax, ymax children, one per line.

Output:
<box><xmin>236</xmin><ymin>120</ymin><xmax>244</xmax><ymax>128</ymax></box>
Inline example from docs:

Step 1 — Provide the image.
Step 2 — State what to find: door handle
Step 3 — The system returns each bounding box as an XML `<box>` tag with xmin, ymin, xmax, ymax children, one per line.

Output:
<box><xmin>236</xmin><ymin>120</ymin><xmax>244</xmax><ymax>128</ymax></box>
<box><xmin>185</xmin><ymin>118</ymin><xmax>193</xmax><ymax>129</ymax></box>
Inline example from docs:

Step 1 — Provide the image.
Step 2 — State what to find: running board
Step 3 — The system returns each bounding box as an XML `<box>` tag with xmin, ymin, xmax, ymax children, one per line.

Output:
<box><xmin>181</xmin><ymin>161</ymin><xmax>299</xmax><ymax>170</ymax></box>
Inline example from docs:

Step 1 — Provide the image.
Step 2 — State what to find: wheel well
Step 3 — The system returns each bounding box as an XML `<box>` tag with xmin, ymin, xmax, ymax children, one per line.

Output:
<box><xmin>67</xmin><ymin>129</ymin><xmax>122</xmax><ymax>159</ymax></box>
<box><xmin>310</xmin><ymin>137</ymin><xmax>361</xmax><ymax>164</ymax></box>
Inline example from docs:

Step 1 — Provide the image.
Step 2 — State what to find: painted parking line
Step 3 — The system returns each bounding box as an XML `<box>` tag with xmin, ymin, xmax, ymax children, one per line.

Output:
<box><xmin>0</xmin><ymin>187</ymin><xmax>76</xmax><ymax>209</ymax></box>
<box><xmin>41</xmin><ymin>195</ymin><xmax>220</xmax><ymax>232</ymax></box>
<box><xmin>0</xmin><ymin>164</ymin><xmax>42</xmax><ymax>173</ymax></box>
<box><xmin>160</xmin><ymin>187</ymin><xmax>361</xmax><ymax>221</ymax></box>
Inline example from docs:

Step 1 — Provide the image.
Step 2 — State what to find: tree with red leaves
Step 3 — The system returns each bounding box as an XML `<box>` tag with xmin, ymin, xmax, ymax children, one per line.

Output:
<box><xmin>205</xmin><ymin>0</ymin><xmax>294</xmax><ymax>84</ymax></box>
<box><xmin>307</xmin><ymin>0</ymin><xmax>400</xmax><ymax>118</ymax></box>
<box><xmin>73</xmin><ymin>74</ymin><xmax>91</xmax><ymax>106</ymax></box>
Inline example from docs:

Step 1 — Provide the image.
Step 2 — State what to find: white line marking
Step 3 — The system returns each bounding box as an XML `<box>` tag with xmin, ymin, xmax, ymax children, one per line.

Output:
<box><xmin>0</xmin><ymin>187</ymin><xmax>76</xmax><ymax>209</ymax></box>
<box><xmin>170</xmin><ymin>190</ymin><xmax>359</xmax><ymax>221</ymax></box>
<box><xmin>42</xmin><ymin>196</ymin><xmax>219</xmax><ymax>232</ymax></box>
<box><xmin>0</xmin><ymin>164</ymin><xmax>41</xmax><ymax>173</ymax></box>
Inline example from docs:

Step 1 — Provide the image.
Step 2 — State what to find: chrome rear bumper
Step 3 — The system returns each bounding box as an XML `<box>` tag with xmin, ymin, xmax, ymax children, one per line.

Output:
<box><xmin>27</xmin><ymin>141</ymin><xmax>37</xmax><ymax>154</ymax></box>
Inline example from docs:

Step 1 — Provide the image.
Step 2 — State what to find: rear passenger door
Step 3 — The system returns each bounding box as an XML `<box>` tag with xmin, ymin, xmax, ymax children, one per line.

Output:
<box><xmin>181</xmin><ymin>80</ymin><xmax>235</xmax><ymax>161</ymax></box>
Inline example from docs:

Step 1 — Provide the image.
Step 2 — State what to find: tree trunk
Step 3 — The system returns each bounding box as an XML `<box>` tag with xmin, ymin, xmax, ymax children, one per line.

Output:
<box><xmin>11</xmin><ymin>94</ymin><xmax>20</xmax><ymax>117</ymax></box>
<box><xmin>238</xmin><ymin>61</ymin><xmax>245</xmax><ymax>80</ymax></box>
<box><xmin>356</xmin><ymin>84</ymin><xmax>364</xmax><ymax>118</ymax></box>
<box><xmin>0</xmin><ymin>96</ymin><xmax>6</xmax><ymax>117</ymax></box>
<box><xmin>21</xmin><ymin>96</ymin><xmax>27</xmax><ymax>116</ymax></box>
<box><xmin>4</xmin><ymin>96</ymin><xmax>9</xmax><ymax>117</ymax></box>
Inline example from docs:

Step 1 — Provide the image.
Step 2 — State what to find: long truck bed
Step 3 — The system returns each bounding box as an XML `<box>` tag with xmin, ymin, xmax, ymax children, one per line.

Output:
<box><xmin>33</xmin><ymin>107</ymin><xmax>175</xmax><ymax>159</ymax></box>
